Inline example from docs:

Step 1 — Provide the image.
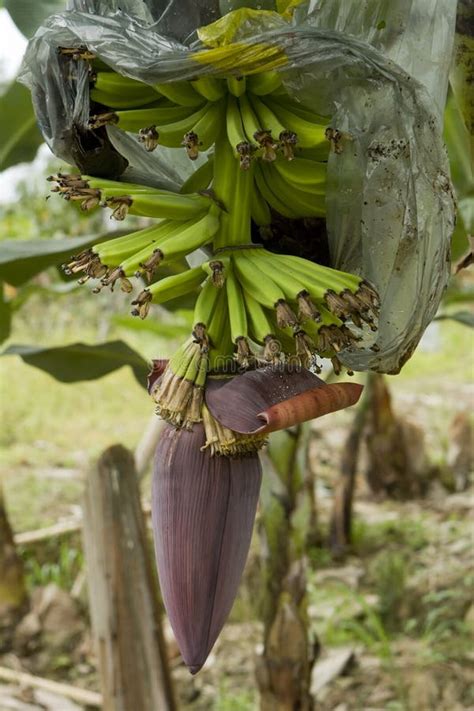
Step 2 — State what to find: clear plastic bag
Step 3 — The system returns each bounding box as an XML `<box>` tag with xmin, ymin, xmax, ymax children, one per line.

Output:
<box><xmin>19</xmin><ymin>0</ymin><xmax>457</xmax><ymax>373</ymax></box>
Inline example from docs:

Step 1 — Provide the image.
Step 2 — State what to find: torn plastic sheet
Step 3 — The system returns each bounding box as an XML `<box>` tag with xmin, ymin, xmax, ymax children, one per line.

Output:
<box><xmin>19</xmin><ymin>0</ymin><xmax>457</xmax><ymax>373</ymax></box>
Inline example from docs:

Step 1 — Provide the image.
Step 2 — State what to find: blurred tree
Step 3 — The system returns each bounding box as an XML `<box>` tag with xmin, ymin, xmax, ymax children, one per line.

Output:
<box><xmin>255</xmin><ymin>425</ymin><xmax>318</xmax><ymax>711</ymax></box>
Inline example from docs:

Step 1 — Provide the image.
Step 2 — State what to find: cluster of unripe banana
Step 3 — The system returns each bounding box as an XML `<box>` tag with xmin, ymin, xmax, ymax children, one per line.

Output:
<box><xmin>55</xmin><ymin>58</ymin><xmax>380</xmax><ymax>450</ymax></box>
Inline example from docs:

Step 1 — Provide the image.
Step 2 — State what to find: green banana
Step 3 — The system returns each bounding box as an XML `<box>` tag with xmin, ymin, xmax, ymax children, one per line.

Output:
<box><xmin>189</xmin><ymin>99</ymin><xmax>226</xmax><ymax>152</ymax></box>
<box><xmin>225</xmin><ymin>94</ymin><xmax>248</xmax><ymax>157</ymax></box>
<box><xmin>232</xmin><ymin>252</ymin><xmax>285</xmax><ymax>309</ymax></box>
<box><xmin>260</xmin><ymin>162</ymin><xmax>326</xmax><ymax>218</ymax></box>
<box><xmin>201</xmin><ymin>257</ymin><xmax>230</xmax><ymax>286</ymax></box>
<box><xmin>226</xmin><ymin>264</ymin><xmax>248</xmax><ymax>342</ymax></box>
<box><xmin>247</xmin><ymin>70</ymin><xmax>282</xmax><ymax>96</ymax></box>
<box><xmin>94</xmin><ymin>221</ymin><xmax>176</xmax><ymax>262</ymax></box>
<box><xmin>157</xmin><ymin>210</ymin><xmax>219</xmax><ymax>263</ymax></box>
<box><xmin>266</xmin><ymin>252</ymin><xmax>379</xmax><ymax>327</ymax></box>
<box><xmin>250</xmin><ymin>180</ymin><xmax>272</xmax><ymax>226</ymax></box>
<box><xmin>273</xmin><ymin>157</ymin><xmax>327</xmax><ymax>193</ymax></box>
<box><xmin>271</xmin><ymin>253</ymin><xmax>363</xmax><ymax>294</ymax></box>
<box><xmin>246</xmin><ymin>249</ymin><xmax>307</xmax><ymax>300</ymax></box>
<box><xmin>146</xmin><ymin>266</ymin><xmax>204</xmax><ymax>304</ymax></box>
<box><xmin>254</xmin><ymin>162</ymin><xmax>297</xmax><ymax>218</ymax></box>
<box><xmin>247</xmin><ymin>250</ymin><xmax>325</xmax><ymax>323</ymax></box>
<box><xmin>180</xmin><ymin>155</ymin><xmax>214</xmax><ymax>193</ymax></box>
<box><xmin>227</xmin><ymin>151</ymin><xmax>254</xmax><ymax>247</ymax></box>
<box><xmin>227</xmin><ymin>76</ymin><xmax>246</xmax><ymax>97</ymax></box>
<box><xmin>212</xmin><ymin>131</ymin><xmax>254</xmax><ymax>248</ymax></box>
<box><xmin>262</xmin><ymin>97</ymin><xmax>327</xmax><ymax>148</ymax></box>
<box><xmin>242</xmin><ymin>288</ymin><xmax>274</xmax><ymax>345</ymax></box>
<box><xmin>193</xmin><ymin>276</ymin><xmax>220</xmax><ymax>324</ymax></box>
<box><xmin>212</xmin><ymin>132</ymin><xmax>233</xmax><ymax>213</ymax></box>
<box><xmin>113</xmin><ymin>103</ymin><xmax>202</xmax><ymax>133</ymax></box>
<box><xmin>90</xmin><ymin>88</ymin><xmax>160</xmax><ymax>110</ymax></box>
<box><xmin>266</xmin><ymin>95</ymin><xmax>328</xmax><ymax>126</ymax></box>
<box><xmin>191</xmin><ymin>76</ymin><xmax>226</xmax><ymax>102</ymax></box>
<box><xmin>116</xmin><ymin>104</ymin><xmax>209</xmax><ymax>146</ymax></box>
<box><xmin>80</xmin><ymin>175</ymin><xmax>158</xmax><ymax>194</ymax></box>
<box><xmin>207</xmin><ymin>283</ymin><xmax>233</xmax><ymax>358</ymax></box>
<box><xmin>248</xmin><ymin>94</ymin><xmax>285</xmax><ymax>139</ymax></box>
<box><xmin>238</xmin><ymin>93</ymin><xmax>261</xmax><ymax>144</ymax></box>
<box><xmin>195</xmin><ymin>350</ymin><xmax>209</xmax><ymax>390</ymax></box>
<box><xmin>121</xmin><ymin>212</ymin><xmax>219</xmax><ymax>278</ymax></box>
<box><xmin>153</xmin><ymin>81</ymin><xmax>204</xmax><ymax>107</ymax></box>
<box><xmin>91</xmin><ymin>71</ymin><xmax>159</xmax><ymax>108</ymax></box>
<box><xmin>115</xmin><ymin>219</ymin><xmax>196</xmax><ymax>277</ymax></box>
<box><xmin>165</xmin><ymin>340</ymin><xmax>199</xmax><ymax>379</ymax></box>
<box><xmin>93</xmin><ymin>71</ymin><xmax>156</xmax><ymax>93</ymax></box>
<box><xmin>270</xmin><ymin>267</ymin><xmax>330</xmax><ymax>308</ymax></box>
<box><xmin>106</xmin><ymin>191</ymin><xmax>212</xmax><ymax>221</ymax></box>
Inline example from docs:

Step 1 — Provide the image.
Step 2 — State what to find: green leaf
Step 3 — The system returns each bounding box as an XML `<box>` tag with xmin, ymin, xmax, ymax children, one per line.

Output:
<box><xmin>451</xmin><ymin>0</ymin><xmax>474</xmax><ymax>134</ymax></box>
<box><xmin>2</xmin><ymin>341</ymin><xmax>150</xmax><ymax>387</ymax></box>
<box><xmin>11</xmin><ymin>282</ymin><xmax>80</xmax><ymax>312</ymax></box>
<box><xmin>0</xmin><ymin>234</ymin><xmax>110</xmax><ymax>287</ymax></box>
<box><xmin>443</xmin><ymin>284</ymin><xmax>474</xmax><ymax>307</ymax></box>
<box><xmin>4</xmin><ymin>0</ymin><xmax>66</xmax><ymax>38</ymax></box>
<box><xmin>444</xmin><ymin>94</ymin><xmax>473</xmax><ymax>261</ymax></box>
<box><xmin>451</xmin><ymin>208</ymin><xmax>471</xmax><ymax>263</ymax></box>
<box><xmin>113</xmin><ymin>314</ymin><xmax>191</xmax><ymax>339</ymax></box>
<box><xmin>444</xmin><ymin>94</ymin><xmax>473</xmax><ymax>199</ymax></box>
<box><xmin>0</xmin><ymin>283</ymin><xmax>12</xmax><ymax>345</ymax></box>
<box><xmin>0</xmin><ymin>80</ymin><xmax>43</xmax><ymax>170</ymax></box>
<box><xmin>435</xmin><ymin>311</ymin><xmax>474</xmax><ymax>328</ymax></box>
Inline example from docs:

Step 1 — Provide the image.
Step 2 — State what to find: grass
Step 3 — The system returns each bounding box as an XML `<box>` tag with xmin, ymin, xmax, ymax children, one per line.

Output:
<box><xmin>395</xmin><ymin>317</ymin><xmax>473</xmax><ymax>386</ymax></box>
<box><xmin>20</xmin><ymin>536</ymin><xmax>84</xmax><ymax>591</ymax></box>
<box><xmin>214</xmin><ymin>684</ymin><xmax>257</xmax><ymax>711</ymax></box>
<box><xmin>0</xmin><ymin>289</ymin><xmax>186</xmax><ymax>531</ymax></box>
<box><xmin>352</xmin><ymin>516</ymin><xmax>430</xmax><ymax>556</ymax></box>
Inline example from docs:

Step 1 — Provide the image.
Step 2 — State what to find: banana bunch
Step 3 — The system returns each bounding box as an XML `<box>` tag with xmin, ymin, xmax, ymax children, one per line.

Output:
<box><xmin>221</xmin><ymin>247</ymin><xmax>379</xmax><ymax>375</ymax></box>
<box><xmin>86</xmin><ymin>62</ymin><xmax>331</xmax><ymax>216</ymax></box>
<box><xmin>55</xmin><ymin>172</ymin><xmax>221</xmax><ymax>293</ymax></box>
<box><xmin>53</xmin><ymin>54</ymin><xmax>379</xmax><ymax>454</ymax></box>
<box><xmin>49</xmin><ymin>173</ymin><xmax>214</xmax><ymax>221</ymax></box>
<box><xmin>84</xmin><ymin>55</ymin><xmax>339</xmax><ymax>218</ymax></box>
<box><xmin>147</xmin><ymin>240</ymin><xmax>378</xmax><ymax>453</ymax></box>
<box><xmin>150</xmin><ymin>338</ymin><xmax>209</xmax><ymax>429</ymax></box>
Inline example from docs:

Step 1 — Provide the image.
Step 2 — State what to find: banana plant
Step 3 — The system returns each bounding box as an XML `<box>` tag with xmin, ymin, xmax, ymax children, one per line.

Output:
<box><xmin>5</xmin><ymin>0</ymin><xmax>460</xmax><ymax>690</ymax></box>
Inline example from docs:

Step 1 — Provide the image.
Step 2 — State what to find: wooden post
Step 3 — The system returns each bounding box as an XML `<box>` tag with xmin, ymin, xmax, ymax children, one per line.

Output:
<box><xmin>82</xmin><ymin>445</ymin><xmax>176</xmax><ymax>711</ymax></box>
<box><xmin>0</xmin><ymin>484</ymin><xmax>28</xmax><ymax>648</ymax></box>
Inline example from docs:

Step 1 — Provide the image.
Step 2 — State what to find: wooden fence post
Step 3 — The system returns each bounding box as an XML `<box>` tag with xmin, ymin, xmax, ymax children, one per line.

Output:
<box><xmin>82</xmin><ymin>444</ymin><xmax>176</xmax><ymax>711</ymax></box>
<box><xmin>0</xmin><ymin>484</ymin><xmax>28</xmax><ymax>649</ymax></box>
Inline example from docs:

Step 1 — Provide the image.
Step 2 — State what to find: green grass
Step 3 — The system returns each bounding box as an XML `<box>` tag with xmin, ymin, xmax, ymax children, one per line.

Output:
<box><xmin>394</xmin><ymin>317</ymin><xmax>474</xmax><ymax>386</ymax></box>
<box><xmin>214</xmin><ymin>684</ymin><xmax>257</xmax><ymax>711</ymax></box>
<box><xmin>20</xmin><ymin>536</ymin><xmax>84</xmax><ymax>591</ymax></box>
<box><xmin>352</xmin><ymin>516</ymin><xmax>430</xmax><ymax>556</ymax></box>
<box><xmin>0</xmin><ymin>290</ymin><xmax>185</xmax><ymax>531</ymax></box>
